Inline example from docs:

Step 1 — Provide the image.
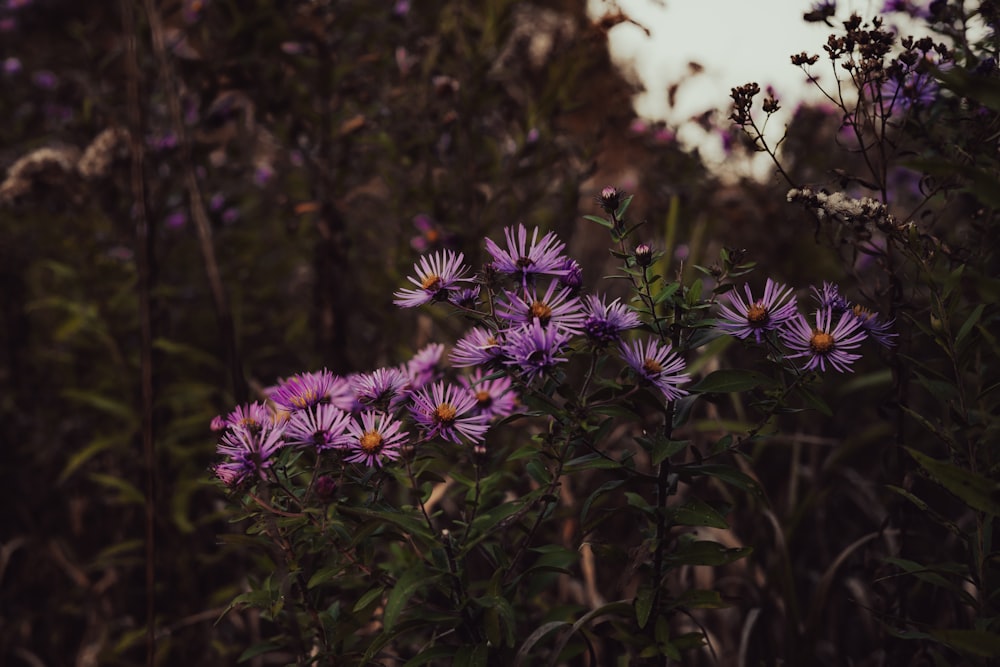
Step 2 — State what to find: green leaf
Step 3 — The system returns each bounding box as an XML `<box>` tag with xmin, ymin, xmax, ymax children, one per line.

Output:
<box><xmin>87</xmin><ymin>473</ymin><xmax>144</xmax><ymax>505</ymax></box>
<box><xmin>670</xmin><ymin>498</ymin><xmax>730</xmax><ymax>529</ymax></box>
<box><xmin>454</xmin><ymin>643</ymin><xmax>489</xmax><ymax>667</ymax></box>
<box><xmin>383</xmin><ymin>569</ymin><xmax>434</xmax><ymax>631</ymax></box>
<box><xmin>635</xmin><ymin>588</ymin><xmax>654</xmax><ymax>629</ymax></box>
<box><xmin>689</xmin><ymin>369</ymin><xmax>779</xmax><ymax>394</ymax></box>
<box><xmin>352</xmin><ymin>586</ymin><xmax>385</xmax><ymax>612</ymax></box>
<box><xmin>929</xmin><ymin>629</ymin><xmax>1000</xmax><ymax>658</ymax></box>
<box><xmin>513</xmin><ymin>621</ymin><xmax>570</xmax><ymax>667</ymax></box>
<box><xmin>651</xmin><ymin>439</ymin><xmax>688</xmax><ymax>466</ymax></box>
<box><xmin>583</xmin><ymin>214</ymin><xmax>614</xmax><ymax>229</ymax></box>
<box><xmin>563</xmin><ymin>453</ymin><xmax>623</xmax><ymax>473</ymax></box>
<box><xmin>676</xmin><ymin>464</ymin><xmax>765</xmax><ymax>498</ymax></box>
<box><xmin>664</xmin><ymin>540</ymin><xmax>752</xmax><ymax>567</ymax></box>
<box><xmin>955</xmin><ymin>304</ymin><xmax>985</xmax><ymax>347</ymax></box>
<box><xmin>237</xmin><ymin>642</ymin><xmax>281</xmax><ymax>663</ymax></box>
<box><xmin>59</xmin><ymin>435</ymin><xmax>126</xmax><ymax>483</ymax></box>
<box><xmin>666</xmin><ymin>589</ymin><xmax>728</xmax><ymax>610</ymax></box>
<box><xmin>906</xmin><ymin>448</ymin><xmax>1000</xmax><ymax>515</ymax></box>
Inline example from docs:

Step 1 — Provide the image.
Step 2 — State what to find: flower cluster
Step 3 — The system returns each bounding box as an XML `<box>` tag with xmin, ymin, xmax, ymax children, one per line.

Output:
<box><xmin>715</xmin><ymin>278</ymin><xmax>895</xmax><ymax>372</ymax></box>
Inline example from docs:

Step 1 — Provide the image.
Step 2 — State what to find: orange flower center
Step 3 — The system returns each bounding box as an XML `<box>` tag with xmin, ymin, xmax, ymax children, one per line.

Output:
<box><xmin>809</xmin><ymin>330</ymin><xmax>835</xmax><ymax>354</ymax></box>
<box><xmin>359</xmin><ymin>431</ymin><xmax>383</xmax><ymax>453</ymax></box>
<box><xmin>747</xmin><ymin>302</ymin><xmax>769</xmax><ymax>324</ymax></box>
<box><xmin>530</xmin><ymin>301</ymin><xmax>553</xmax><ymax>323</ymax></box>
<box><xmin>475</xmin><ymin>390</ymin><xmax>492</xmax><ymax>407</ymax></box>
<box><xmin>421</xmin><ymin>275</ymin><xmax>442</xmax><ymax>291</ymax></box>
<box><xmin>434</xmin><ymin>403</ymin><xmax>458</xmax><ymax>425</ymax></box>
<box><xmin>642</xmin><ymin>358</ymin><xmax>663</xmax><ymax>374</ymax></box>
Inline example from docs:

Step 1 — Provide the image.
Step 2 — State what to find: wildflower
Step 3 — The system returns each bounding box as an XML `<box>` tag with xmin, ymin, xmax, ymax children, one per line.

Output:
<box><xmin>501</xmin><ymin>320</ymin><xmax>572</xmax><ymax>381</ymax></box>
<box><xmin>352</xmin><ymin>367</ymin><xmax>410</xmax><ymax>408</ymax></box>
<box><xmin>716</xmin><ymin>278</ymin><xmax>798</xmax><ymax>343</ymax></box>
<box><xmin>343</xmin><ymin>411</ymin><xmax>407</xmax><ymax>467</ymax></box>
<box><xmin>269</xmin><ymin>369</ymin><xmax>355</xmax><ymax>414</ymax></box>
<box><xmin>410</xmin><ymin>381</ymin><xmax>490</xmax><ymax>444</ymax></box>
<box><xmin>634</xmin><ymin>243</ymin><xmax>653</xmax><ymax>267</ymax></box>
<box><xmin>450</xmin><ymin>327</ymin><xmax>504</xmax><ymax>368</ymax></box>
<box><xmin>313</xmin><ymin>475</ymin><xmax>338</xmax><ymax>501</ymax></box>
<box><xmin>460</xmin><ymin>368</ymin><xmax>517</xmax><ymax>420</ymax></box>
<box><xmin>222</xmin><ymin>402</ymin><xmax>273</xmax><ymax>432</ymax></box>
<box><xmin>620</xmin><ymin>338</ymin><xmax>689</xmax><ymax>402</ymax></box>
<box><xmin>596</xmin><ymin>186</ymin><xmax>625</xmax><ymax>214</ymax></box>
<box><xmin>404</xmin><ymin>343</ymin><xmax>446</xmax><ymax>391</ymax></box>
<box><xmin>448</xmin><ymin>284</ymin><xmax>481</xmax><ymax>309</ymax></box>
<box><xmin>393</xmin><ymin>249</ymin><xmax>471</xmax><ymax>308</ymax></box>
<box><xmin>782</xmin><ymin>307</ymin><xmax>868</xmax><ymax>372</ymax></box>
<box><xmin>811</xmin><ymin>281</ymin><xmax>850</xmax><ymax>313</ymax></box>
<box><xmin>850</xmin><ymin>304</ymin><xmax>897</xmax><ymax>347</ymax></box>
<box><xmin>496</xmin><ymin>281</ymin><xmax>586</xmax><ymax>334</ymax></box>
<box><xmin>285</xmin><ymin>404</ymin><xmax>353</xmax><ymax>450</ymax></box>
<box><xmin>410</xmin><ymin>214</ymin><xmax>454</xmax><ymax>253</ymax></box>
<box><xmin>557</xmin><ymin>257</ymin><xmax>584</xmax><ymax>294</ymax></box>
<box><xmin>582</xmin><ymin>294</ymin><xmax>641</xmax><ymax>348</ymax></box>
<box><xmin>214</xmin><ymin>419</ymin><xmax>288</xmax><ymax>486</ymax></box>
<box><xmin>485</xmin><ymin>223</ymin><xmax>569</xmax><ymax>288</ymax></box>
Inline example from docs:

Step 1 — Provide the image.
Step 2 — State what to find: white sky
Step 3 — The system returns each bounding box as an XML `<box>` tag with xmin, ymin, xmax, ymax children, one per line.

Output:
<box><xmin>588</xmin><ymin>0</ymin><xmax>922</xmax><ymax>177</ymax></box>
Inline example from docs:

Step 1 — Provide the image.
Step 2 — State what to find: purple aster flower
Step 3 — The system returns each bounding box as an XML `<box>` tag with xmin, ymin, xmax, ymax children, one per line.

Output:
<box><xmin>210</xmin><ymin>414</ymin><xmax>227</xmax><ymax>432</ymax></box>
<box><xmin>485</xmin><ymin>224</ymin><xmax>569</xmax><ymax>288</ymax></box>
<box><xmin>405</xmin><ymin>343</ymin><xmax>446</xmax><ymax>391</ymax></box>
<box><xmin>448</xmin><ymin>284</ymin><xmax>481</xmax><ymax>309</ymax></box>
<box><xmin>269</xmin><ymin>369</ymin><xmax>355</xmax><ymax>414</ymax></box>
<box><xmin>502</xmin><ymin>320</ymin><xmax>572</xmax><ymax>381</ymax></box>
<box><xmin>496</xmin><ymin>281</ymin><xmax>586</xmax><ymax>334</ymax></box>
<box><xmin>557</xmin><ymin>257</ymin><xmax>584</xmax><ymax>293</ymax></box>
<box><xmin>460</xmin><ymin>369</ymin><xmax>517</xmax><ymax>420</ymax></box>
<box><xmin>285</xmin><ymin>404</ymin><xmax>353</xmax><ymax>451</ymax></box>
<box><xmin>343</xmin><ymin>411</ymin><xmax>407</xmax><ymax>467</ymax></box>
<box><xmin>394</xmin><ymin>249</ymin><xmax>471</xmax><ymax>308</ymax></box>
<box><xmin>31</xmin><ymin>70</ymin><xmax>57</xmax><ymax>90</ymax></box>
<box><xmin>223</xmin><ymin>402</ymin><xmax>273</xmax><ymax>432</ymax></box>
<box><xmin>409</xmin><ymin>381</ymin><xmax>490</xmax><ymax>444</ymax></box>
<box><xmin>214</xmin><ymin>418</ymin><xmax>288</xmax><ymax>486</ymax></box>
<box><xmin>3</xmin><ymin>57</ymin><xmax>21</xmax><ymax>75</ymax></box>
<box><xmin>620</xmin><ymin>338</ymin><xmax>689</xmax><ymax>402</ymax></box>
<box><xmin>782</xmin><ymin>307</ymin><xmax>868</xmax><ymax>372</ymax></box>
<box><xmin>882</xmin><ymin>70</ymin><xmax>938</xmax><ymax>112</ymax></box>
<box><xmin>582</xmin><ymin>294</ymin><xmax>641</xmax><ymax>348</ymax></box>
<box><xmin>811</xmin><ymin>281</ymin><xmax>850</xmax><ymax>313</ymax></box>
<box><xmin>716</xmin><ymin>278</ymin><xmax>798</xmax><ymax>344</ymax></box>
<box><xmin>849</xmin><ymin>304</ymin><xmax>897</xmax><ymax>348</ymax></box>
<box><xmin>352</xmin><ymin>367</ymin><xmax>410</xmax><ymax>408</ymax></box>
<box><xmin>450</xmin><ymin>327</ymin><xmax>504</xmax><ymax>368</ymax></box>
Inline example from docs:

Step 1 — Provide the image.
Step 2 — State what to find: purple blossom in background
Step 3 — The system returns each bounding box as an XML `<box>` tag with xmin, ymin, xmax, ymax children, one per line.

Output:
<box><xmin>782</xmin><ymin>307</ymin><xmax>868</xmax><ymax>372</ymax></box>
<box><xmin>716</xmin><ymin>278</ymin><xmax>798</xmax><ymax>343</ymax></box>
<box><xmin>405</xmin><ymin>343</ymin><xmax>446</xmax><ymax>391</ymax></box>
<box><xmin>2</xmin><ymin>57</ymin><xmax>21</xmax><ymax>75</ymax></box>
<box><xmin>209</xmin><ymin>192</ymin><xmax>226</xmax><ymax>211</ymax></box>
<box><xmin>269</xmin><ymin>369</ymin><xmax>355</xmax><ymax>414</ymax></box>
<box><xmin>0</xmin><ymin>18</ymin><xmax>15</xmax><ymax>32</ymax></box>
<box><xmin>501</xmin><ymin>320</ymin><xmax>572</xmax><ymax>381</ymax></box>
<box><xmin>525</xmin><ymin>127</ymin><xmax>540</xmax><ymax>143</ymax></box>
<box><xmin>881</xmin><ymin>0</ymin><xmax>930</xmax><ymax>18</ymax></box>
<box><xmin>285</xmin><ymin>404</ymin><xmax>353</xmax><ymax>451</ymax></box>
<box><xmin>393</xmin><ymin>249</ymin><xmax>471</xmax><ymax>308</ymax></box>
<box><xmin>496</xmin><ymin>281</ymin><xmax>585</xmax><ymax>333</ymax></box>
<box><xmin>352</xmin><ymin>367</ymin><xmax>410</xmax><ymax>408</ymax></box>
<box><xmin>450</xmin><ymin>327</ymin><xmax>504</xmax><ymax>368</ymax></box>
<box><xmin>619</xmin><ymin>338</ymin><xmax>689</xmax><ymax>402</ymax></box>
<box><xmin>485</xmin><ymin>223</ymin><xmax>569</xmax><ymax>288</ymax></box>
<box><xmin>280</xmin><ymin>41</ymin><xmax>304</xmax><ymax>55</ymax></box>
<box><xmin>882</xmin><ymin>70</ymin><xmax>938</xmax><ymax>112</ymax></box>
<box><xmin>214</xmin><ymin>419</ymin><xmax>288</xmax><ymax>486</ymax></box>
<box><xmin>393</xmin><ymin>0</ymin><xmax>410</xmax><ymax>16</ymax></box>
<box><xmin>254</xmin><ymin>164</ymin><xmax>275</xmax><ymax>186</ymax></box>
<box><xmin>582</xmin><ymin>294</ymin><xmax>641</xmax><ymax>348</ymax></box>
<box><xmin>409</xmin><ymin>381</ymin><xmax>490</xmax><ymax>444</ymax></box>
<box><xmin>31</xmin><ymin>70</ymin><xmax>57</xmax><ymax>89</ymax></box>
<box><xmin>343</xmin><ymin>411</ymin><xmax>407</xmax><ymax>467</ymax></box>
<box><xmin>221</xmin><ymin>207</ymin><xmax>240</xmax><ymax>224</ymax></box>
<box><xmin>165</xmin><ymin>211</ymin><xmax>187</xmax><ymax>229</ymax></box>
<box><xmin>460</xmin><ymin>369</ymin><xmax>517</xmax><ymax>421</ymax></box>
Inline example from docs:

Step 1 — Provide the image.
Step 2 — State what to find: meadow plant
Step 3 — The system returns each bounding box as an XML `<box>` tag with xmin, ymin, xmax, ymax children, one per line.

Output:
<box><xmin>212</xmin><ymin>196</ymin><xmax>899</xmax><ymax>664</ymax></box>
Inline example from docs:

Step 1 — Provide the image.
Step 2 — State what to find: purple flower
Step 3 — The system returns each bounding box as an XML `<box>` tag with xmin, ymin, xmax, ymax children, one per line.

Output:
<box><xmin>716</xmin><ymin>278</ymin><xmax>798</xmax><ymax>344</ymax></box>
<box><xmin>409</xmin><ymin>381</ymin><xmax>490</xmax><ymax>444</ymax></box>
<box><xmin>352</xmin><ymin>367</ymin><xmax>410</xmax><ymax>408</ymax></box>
<box><xmin>450</xmin><ymin>327</ymin><xmax>504</xmax><ymax>368</ymax></box>
<box><xmin>405</xmin><ymin>343</ymin><xmax>446</xmax><ymax>391</ymax></box>
<box><xmin>881</xmin><ymin>0</ymin><xmax>930</xmax><ymax>18</ymax></box>
<box><xmin>557</xmin><ymin>257</ymin><xmax>583</xmax><ymax>293</ymax></box>
<box><xmin>850</xmin><ymin>304</ymin><xmax>897</xmax><ymax>348</ymax></box>
<box><xmin>214</xmin><ymin>418</ymin><xmax>288</xmax><ymax>486</ymax></box>
<box><xmin>285</xmin><ymin>404</ymin><xmax>353</xmax><ymax>451</ymax></box>
<box><xmin>165</xmin><ymin>211</ymin><xmax>187</xmax><ymax>229</ymax></box>
<box><xmin>496</xmin><ymin>281</ymin><xmax>585</xmax><ymax>333</ymax></box>
<box><xmin>448</xmin><ymin>284</ymin><xmax>481</xmax><ymax>309</ymax></box>
<box><xmin>882</xmin><ymin>70</ymin><xmax>938</xmax><ymax>112</ymax></box>
<box><xmin>501</xmin><ymin>320</ymin><xmax>572</xmax><ymax>381</ymax></box>
<box><xmin>582</xmin><ymin>294</ymin><xmax>641</xmax><ymax>348</ymax></box>
<box><xmin>3</xmin><ymin>57</ymin><xmax>21</xmax><ymax>75</ymax></box>
<box><xmin>485</xmin><ymin>224</ymin><xmax>569</xmax><ymax>288</ymax></box>
<box><xmin>343</xmin><ymin>411</ymin><xmax>407</xmax><ymax>467</ymax></box>
<box><xmin>269</xmin><ymin>369</ymin><xmax>355</xmax><ymax>414</ymax></box>
<box><xmin>394</xmin><ymin>249</ymin><xmax>471</xmax><ymax>308</ymax></box>
<box><xmin>223</xmin><ymin>402</ymin><xmax>273</xmax><ymax>431</ymax></box>
<box><xmin>620</xmin><ymin>338</ymin><xmax>689</xmax><ymax>402</ymax></box>
<box><xmin>31</xmin><ymin>70</ymin><xmax>57</xmax><ymax>89</ymax></box>
<box><xmin>460</xmin><ymin>369</ymin><xmax>517</xmax><ymax>420</ymax></box>
<box><xmin>811</xmin><ymin>281</ymin><xmax>850</xmax><ymax>313</ymax></box>
<box><xmin>410</xmin><ymin>214</ymin><xmax>454</xmax><ymax>253</ymax></box>
<box><xmin>782</xmin><ymin>307</ymin><xmax>868</xmax><ymax>372</ymax></box>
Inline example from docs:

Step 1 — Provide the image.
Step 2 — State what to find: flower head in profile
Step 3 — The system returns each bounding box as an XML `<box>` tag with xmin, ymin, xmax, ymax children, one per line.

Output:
<box><xmin>781</xmin><ymin>307</ymin><xmax>868</xmax><ymax>372</ymax></box>
<box><xmin>269</xmin><ymin>370</ymin><xmax>354</xmax><ymax>414</ymax></box>
<box><xmin>343</xmin><ymin>411</ymin><xmax>408</xmax><ymax>467</ymax></box>
<box><xmin>221</xmin><ymin>402</ymin><xmax>273</xmax><ymax>432</ymax></box>
<box><xmin>214</xmin><ymin>418</ymin><xmax>288</xmax><ymax>486</ymax></box>
<box><xmin>460</xmin><ymin>368</ymin><xmax>518</xmax><ymax>421</ymax></box>
<box><xmin>496</xmin><ymin>281</ymin><xmax>585</xmax><ymax>334</ymax></box>
<box><xmin>716</xmin><ymin>278</ymin><xmax>798</xmax><ymax>344</ymax></box>
<box><xmin>849</xmin><ymin>304</ymin><xmax>897</xmax><ymax>348</ymax></box>
<box><xmin>485</xmin><ymin>223</ymin><xmax>569</xmax><ymax>288</ymax></box>
<box><xmin>404</xmin><ymin>343</ymin><xmax>446</xmax><ymax>391</ymax></box>
<box><xmin>352</xmin><ymin>367</ymin><xmax>410</xmax><ymax>408</ymax></box>
<box><xmin>393</xmin><ymin>249</ymin><xmax>471</xmax><ymax>308</ymax></box>
<box><xmin>557</xmin><ymin>257</ymin><xmax>584</xmax><ymax>294</ymax></box>
<box><xmin>582</xmin><ymin>294</ymin><xmax>641</xmax><ymax>348</ymax></box>
<box><xmin>501</xmin><ymin>320</ymin><xmax>573</xmax><ymax>381</ymax></box>
<box><xmin>620</xmin><ymin>337</ymin><xmax>689</xmax><ymax>402</ymax></box>
<box><xmin>409</xmin><ymin>381</ymin><xmax>490</xmax><ymax>444</ymax></box>
<box><xmin>811</xmin><ymin>281</ymin><xmax>850</xmax><ymax>314</ymax></box>
<box><xmin>285</xmin><ymin>404</ymin><xmax>353</xmax><ymax>451</ymax></box>
<box><xmin>450</xmin><ymin>327</ymin><xmax>504</xmax><ymax>368</ymax></box>
<box><xmin>448</xmin><ymin>284</ymin><xmax>481</xmax><ymax>310</ymax></box>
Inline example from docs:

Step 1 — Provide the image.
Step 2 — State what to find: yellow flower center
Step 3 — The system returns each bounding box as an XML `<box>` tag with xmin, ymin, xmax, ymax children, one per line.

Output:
<box><xmin>747</xmin><ymin>302</ymin><xmax>769</xmax><ymax>324</ymax></box>
<box><xmin>475</xmin><ymin>390</ymin><xmax>492</xmax><ymax>407</ymax></box>
<box><xmin>530</xmin><ymin>301</ymin><xmax>553</xmax><ymax>323</ymax></box>
<box><xmin>359</xmin><ymin>431</ymin><xmax>383</xmax><ymax>453</ymax></box>
<box><xmin>421</xmin><ymin>274</ymin><xmax>442</xmax><ymax>291</ymax></box>
<box><xmin>810</xmin><ymin>330</ymin><xmax>835</xmax><ymax>354</ymax></box>
<box><xmin>642</xmin><ymin>358</ymin><xmax>663</xmax><ymax>374</ymax></box>
<box><xmin>434</xmin><ymin>403</ymin><xmax>458</xmax><ymax>425</ymax></box>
